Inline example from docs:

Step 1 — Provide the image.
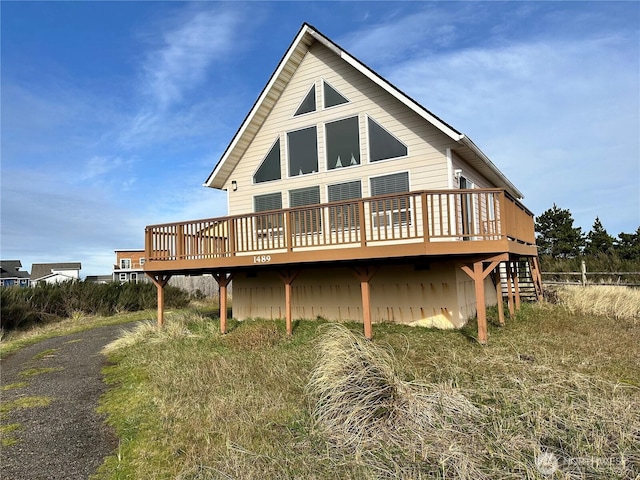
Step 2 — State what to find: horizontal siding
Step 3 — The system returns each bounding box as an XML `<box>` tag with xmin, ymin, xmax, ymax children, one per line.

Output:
<box><xmin>226</xmin><ymin>41</ymin><xmax>456</xmax><ymax>216</ymax></box>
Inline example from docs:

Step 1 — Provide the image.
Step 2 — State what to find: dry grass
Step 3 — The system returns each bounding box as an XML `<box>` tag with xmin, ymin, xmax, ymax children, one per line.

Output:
<box><xmin>551</xmin><ymin>285</ymin><xmax>640</xmax><ymax>320</ymax></box>
<box><xmin>93</xmin><ymin>299</ymin><xmax>639</xmax><ymax>479</ymax></box>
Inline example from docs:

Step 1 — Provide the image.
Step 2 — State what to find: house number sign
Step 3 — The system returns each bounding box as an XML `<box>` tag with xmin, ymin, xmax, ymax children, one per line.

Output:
<box><xmin>253</xmin><ymin>255</ymin><xmax>272</xmax><ymax>264</ymax></box>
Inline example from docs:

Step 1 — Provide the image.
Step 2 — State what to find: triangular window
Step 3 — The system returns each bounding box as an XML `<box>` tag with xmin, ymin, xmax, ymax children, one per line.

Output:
<box><xmin>323</xmin><ymin>81</ymin><xmax>349</xmax><ymax>108</ymax></box>
<box><xmin>368</xmin><ymin>117</ymin><xmax>408</xmax><ymax>162</ymax></box>
<box><xmin>253</xmin><ymin>138</ymin><xmax>281</xmax><ymax>183</ymax></box>
<box><xmin>294</xmin><ymin>85</ymin><xmax>316</xmax><ymax>116</ymax></box>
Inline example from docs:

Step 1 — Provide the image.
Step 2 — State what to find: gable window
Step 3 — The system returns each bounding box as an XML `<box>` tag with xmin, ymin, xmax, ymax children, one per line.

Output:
<box><xmin>323</xmin><ymin>81</ymin><xmax>349</xmax><ymax>108</ymax></box>
<box><xmin>287</xmin><ymin>126</ymin><xmax>318</xmax><ymax>176</ymax></box>
<box><xmin>368</xmin><ymin>117</ymin><xmax>408</xmax><ymax>162</ymax></box>
<box><xmin>289</xmin><ymin>186</ymin><xmax>321</xmax><ymax>233</ymax></box>
<box><xmin>254</xmin><ymin>138</ymin><xmax>281</xmax><ymax>183</ymax></box>
<box><xmin>120</xmin><ymin>258</ymin><xmax>131</xmax><ymax>269</ymax></box>
<box><xmin>326</xmin><ymin>116</ymin><xmax>360</xmax><ymax>170</ymax></box>
<box><xmin>328</xmin><ymin>180</ymin><xmax>362</xmax><ymax>229</ymax></box>
<box><xmin>294</xmin><ymin>85</ymin><xmax>316</xmax><ymax>116</ymax></box>
<box><xmin>370</xmin><ymin>172</ymin><xmax>411</xmax><ymax>227</ymax></box>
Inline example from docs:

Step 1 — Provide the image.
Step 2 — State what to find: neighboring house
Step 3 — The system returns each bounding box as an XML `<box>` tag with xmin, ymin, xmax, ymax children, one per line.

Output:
<box><xmin>0</xmin><ymin>260</ymin><xmax>31</xmax><ymax>287</ymax></box>
<box><xmin>30</xmin><ymin>263</ymin><xmax>81</xmax><ymax>285</ymax></box>
<box><xmin>85</xmin><ymin>275</ymin><xmax>113</xmax><ymax>284</ymax></box>
<box><xmin>143</xmin><ymin>24</ymin><xmax>541</xmax><ymax>343</ymax></box>
<box><xmin>113</xmin><ymin>249</ymin><xmax>147</xmax><ymax>283</ymax></box>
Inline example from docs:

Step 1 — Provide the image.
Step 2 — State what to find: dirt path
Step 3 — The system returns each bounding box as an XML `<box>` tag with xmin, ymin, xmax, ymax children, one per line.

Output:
<box><xmin>1</xmin><ymin>323</ymin><xmax>138</xmax><ymax>480</ymax></box>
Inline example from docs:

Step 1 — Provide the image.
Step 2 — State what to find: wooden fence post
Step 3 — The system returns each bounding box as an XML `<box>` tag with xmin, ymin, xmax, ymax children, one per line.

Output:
<box><xmin>581</xmin><ymin>260</ymin><xmax>587</xmax><ymax>287</ymax></box>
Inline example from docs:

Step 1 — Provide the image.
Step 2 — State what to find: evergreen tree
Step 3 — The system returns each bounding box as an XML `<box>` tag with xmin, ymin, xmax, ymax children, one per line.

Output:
<box><xmin>535</xmin><ymin>204</ymin><xmax>584</xmax><ymax>258</ymax></box>
<box><xmin>615</xmin><ymin>227</ymin><xmax>640</xmax><ymax>260</ymax></box>
<box><xmin>584</xmin><ymin>217</ymin><xmax>615</xmax><ymax>256</ymax></box>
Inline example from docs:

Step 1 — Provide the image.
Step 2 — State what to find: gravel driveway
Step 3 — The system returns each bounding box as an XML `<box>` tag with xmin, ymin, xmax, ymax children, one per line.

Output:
<box><xmin>1</xmin><ymin>323</ymin><xmax>137</xmax><ymax>480</ymax></box>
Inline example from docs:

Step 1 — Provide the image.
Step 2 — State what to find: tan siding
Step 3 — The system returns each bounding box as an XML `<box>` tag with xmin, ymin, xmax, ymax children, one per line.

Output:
<box><xmin>225</xmin><ymin>41</ymin><xmax>455</xmax><ymax>216</ymax></box>
<box><xmin>232</xmin><ymin>262</ymin><xmax>481</xmax><ymax>328</ymax></box>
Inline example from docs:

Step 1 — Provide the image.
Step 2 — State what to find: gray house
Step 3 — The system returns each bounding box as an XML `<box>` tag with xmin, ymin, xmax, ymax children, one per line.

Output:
<box><xmin>0</xmin><ymin>260</ymin><xmax>31</xmax><ymax>287</ymax></box>
<box><xmin>30</xmin><ymin>263</ymin><xmax>82</xmax><ymax>285</ymax></box>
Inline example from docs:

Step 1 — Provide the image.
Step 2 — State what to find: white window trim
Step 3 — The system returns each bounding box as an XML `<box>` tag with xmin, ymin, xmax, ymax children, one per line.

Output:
<box><xmin>365</xmin><ymin>115</ymin><xmax>409</xmax><ymax>164</ymax></box>
<box><xmin>119</xmin><ymin>273</ymin><xmax>127</xmax><ymax>282</ymax></box>
<box><xmin>120</xmin><ymin>258</ymin><xmax>132</xmax><ymax>269</ymax></box>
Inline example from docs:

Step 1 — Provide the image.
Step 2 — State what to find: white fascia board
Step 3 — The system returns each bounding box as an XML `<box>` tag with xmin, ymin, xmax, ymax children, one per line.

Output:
<box><xmin>204</xmin><ymin>26</ymin><xmax>314</xmax><ymax>189</ymax></box>
<box><xmin>458</xmin><ymin>135</ymin><xmax>524</xmax><ymax>200</ymax></box>
<box><xmin>338</xmin><ymin>51</ymin><xmax>464</xmax><ymax>142</ymax></box>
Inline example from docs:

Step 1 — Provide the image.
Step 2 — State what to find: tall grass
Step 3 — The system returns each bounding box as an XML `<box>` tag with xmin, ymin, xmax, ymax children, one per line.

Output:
<box><xmin>0</xmin><ymin>281</ymin><xmax>190</xmax><ymax>332</ymax></box>
<box><xmin>96</xmin><ymin>298</ymin><xmax>639</xmax><ymax>479</ymax></box>
<box><xmin>549</xmin><ymin>285</ymin><xmax>640</xmax><ymax>320</ymax></box>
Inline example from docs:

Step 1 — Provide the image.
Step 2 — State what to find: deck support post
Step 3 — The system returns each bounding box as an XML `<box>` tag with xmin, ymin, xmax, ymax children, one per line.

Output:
<box><xmin>213</xmin><ymin>272</ymin><xmax>234</xmax><ymax>334</ymax></box>
<box><xmin>505</xmin><ymin>261</ymin><xmax>515</xmax><ymax>317</ymax></box>
<box><xmin>352</xmin><ymin>266</ymin><xmax>378</xmax><ymax>340</ymax></box>
<box><xmin>146</xmin><ymin>273</ymin><xmax>172</xmax><ymax>327</ymax></box>
<box><xmin>493</xmin><ymin>269</ymin><xmax>505</xmax><ymax>326</ymax></box>
<box><xmin>278</xmin><ymin>270</ymin><xmax>299</xmax><ymax>335</ymax></box>
<box><xmin>460</xmin><ymin>254</ymin><xmax>507</xmax><ymax>344</ymax></box>
<box><xmin>511</xmin><ymin>259</ymin><xmax>521</xmax><ymax>311</ymax></box>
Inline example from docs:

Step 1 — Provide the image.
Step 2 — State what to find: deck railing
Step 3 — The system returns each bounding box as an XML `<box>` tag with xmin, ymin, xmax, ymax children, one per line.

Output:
<box><xmin>145</xmin><ymin>189</ymin><xmax>535</xmax><ymax>263</ymax></box>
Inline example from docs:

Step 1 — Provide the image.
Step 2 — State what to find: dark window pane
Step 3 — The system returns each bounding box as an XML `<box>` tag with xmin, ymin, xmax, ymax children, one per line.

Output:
<box><xmin>327</xmin><ymin>181</ymin><xmax>362</xmax><ymax>202</ymax></box>
<box><xmin>253</xmin><ymin>139</ymin><xmax>281</xmax><ymax>183</ymax></box>
<box><xmin>294</xmin><ymin>86</ymin><xmax>316</xmax><ymax>116</ymax></box>
<box><xmin>368</xmin><ymin>117</ymin><xmax>408</xmax><ymax>162</ymax></box>
<box><xmin>370</xmin><ymin>172</ymin><xmax>411</xmax><ymax>227</ymax></box>
<box><xmin>324</xmin><ymin>82</ymin><xmax>349</xmax><ymax>108</ymax></box>
<box><xmin>326</xmin><ymin>116</ymin><xmax>360</xmax><ymax>170</ymax></box>
<box><xmin>254</xmin><ymin>193</ymin><xmax>282</xmax><ymax>212</ymax></box>
<box><xmin>254</xmin><ymin>193</ymin><xmax>283</xmax><ymax>232</ymax></box>
<box><xmin>370</xmin><ymin>172</ymin><xmax>409</xmax><ymax>196</ymax></box>
<box><xmin>288</xmin><ymin>127</ymin><xmax>318</xmax><ymax>176</ymax></box>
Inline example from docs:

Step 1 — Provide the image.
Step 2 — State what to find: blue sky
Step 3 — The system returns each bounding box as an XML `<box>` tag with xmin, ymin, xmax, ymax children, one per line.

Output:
<box><xmin>1</xmin><ymin>1</ymin><xmax>639</xmax><ymax>276</ymax></box>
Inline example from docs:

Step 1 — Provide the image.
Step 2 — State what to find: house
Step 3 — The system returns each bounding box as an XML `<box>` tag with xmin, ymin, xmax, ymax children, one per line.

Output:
<box><xmin>143</xmin><ymin>23</ymin><xmax>541</xmax><ymax>343</ymax></box>
<box><xmin>0</xmin><ymin>260</ymin><xmax>31</xmax><ymax>288</ymax></box>
<box><xmin>113</xmin><ymin>249</ymin><xmax>147</xmax><ymax>283</ymax></box>
<box><xmin>30</xmin><ymin>263</ymin><xmax>81</xmax><ymax>285</ymax></box>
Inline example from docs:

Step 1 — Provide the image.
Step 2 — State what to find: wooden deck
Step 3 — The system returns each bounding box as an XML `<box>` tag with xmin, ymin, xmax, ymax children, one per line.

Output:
<box><xmin>144</xmin><ymin>188</ymin><xmax>537</xmax><ymax>274</ymax></box>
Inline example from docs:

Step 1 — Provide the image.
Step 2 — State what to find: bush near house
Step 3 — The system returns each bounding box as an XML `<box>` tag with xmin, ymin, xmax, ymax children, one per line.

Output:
<box><xmin>0</xmin><ymin>281</ymin><xmax>189</xmax><ymax>332</ymax></box>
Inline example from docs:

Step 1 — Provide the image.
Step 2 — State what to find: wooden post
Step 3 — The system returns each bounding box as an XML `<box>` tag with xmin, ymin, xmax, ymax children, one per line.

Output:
<box><xmin>512</xmin><ymin>261</ymin><xmax>521</xmax><ymax>311</ymax></box>
<box><xmin>493</xmin><ymin>268</ymin><xmax>505</xmax><ymax>326</ymax></box>
<box><xmin>352</xmin><ymin>266</ymin><xmax>378</xmax><ymax>340</ymax></box>
<box><xmin>506</xmin><ymin>261</ymin><xmax>515</xmax><ymax>317</ymax></box>
<box><xmin>278</xmin><ymin>270</ymin><xmax>299</xmax><ymax>335</ymax></box>
<box><xmin>213</xmin><ymin>272</ymin><xmax>234</xmax><ymax>334</ymax></box>
<box><xmin>460</xmin><ymin>255</ymin><xmax>506</xmax><ymax>344</ymax></box>
<box><xmin>146</xmin><ymin>273</ymin><xmax>172</xmax><ymax>327</ymax></box>
<box><xmin>581</xmin><ymin>260</ymin><xmax>587</xmax><ymax>287</ymax></box>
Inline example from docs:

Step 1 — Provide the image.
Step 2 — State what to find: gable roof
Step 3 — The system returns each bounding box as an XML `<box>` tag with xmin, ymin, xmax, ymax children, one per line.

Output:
<box><xmin>204</xmin><ymin>23</ymin><xmax>524</xmax><ymax>199</ymax></box>
<box><xmin>0</xmin><ymin>260</ymin><xmax>30</xmax><ymax>279</ymax></box>
<box><xmin>30</xmin><ymin>262</ymin><xmax>82</xmax><ymax>281</ymax></box>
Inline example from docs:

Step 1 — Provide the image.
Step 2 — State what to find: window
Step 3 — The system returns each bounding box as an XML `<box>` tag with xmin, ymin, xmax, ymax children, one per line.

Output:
<box><xmin>120</xmin><ymin>258</ymin><xmax>131</xmax><ymax>269</ymax></box>
<box><xmin>289</xmin><ymin>186</ymin><xmax>321</xmax><ymax>233</ymax></box>
<box><xmin>328</xmin><ymin>180</ymin><xmax>362</xmax><ymax>229</ymax></box>
<box><xmin>140</xmin><ymin>258</ymin><xmax>145</xmax><ymax>266</ymax></box>
<box><xmin>368</xmin><ymin>117</ymin><xmax>408</xmax><ymax>162</ymax></box>
<box><xmin>326</xmin><ymin>116</ymin><xmax>360</xmax><ymax>170</ymax></box>
<box><xmin>130</xmin><ymin>273</ymin><xmax>138</xmax><ymax>283</ymax></box>
<box><xmin>254</xmin><ymin>138</ymin><xmax>281</xmax><ymax>183</ymax></box>
<box><xmin>370</xmin><ymin>172</ymin><xmax>411</xmax><ymax>227</ymax></box>
<box><xmin>288</xmin><ymin>126</ymin><xmax>318</xmax><ymax>176</ymax></box>
<box><xmin>294</xmin><ymin>85</ymin><xmax>316</xmax><ymax>116</ymax></box>
<box><xmin>119</xmin><ymin>273</ymin><xmax>127</xmax><ymax>282</ymax></box>
<box><xmin>254</xmin><ymin>193</ymin><xmax>283</xmax><ymax>233</ymax></box>
<box><xmin>323</xmin><ymin>81</ymin><xmax>349</xmax><ymax>108</ymax></box>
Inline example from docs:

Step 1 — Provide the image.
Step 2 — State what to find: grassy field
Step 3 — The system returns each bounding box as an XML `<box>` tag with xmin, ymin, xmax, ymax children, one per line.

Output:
<box><xmin>87</xmin><ymin>286</ymin><xmax>640</xmax><ymax>480</ymax></box>
<box><xmin>2</xmin><ymin>287</ymin><xmax>638</xmax><ymax>479</ymax></box>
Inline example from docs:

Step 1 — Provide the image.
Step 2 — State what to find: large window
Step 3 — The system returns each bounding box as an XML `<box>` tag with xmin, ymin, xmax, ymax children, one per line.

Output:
<box><xmin>368</xmin><ymin>117</ymin><xmax>408</xmax><ymax>162</ymax></box>
<box><xmin>289</xmin><ymin>186</ymin><xmax>321</xmax><ymax>233</ymax></box>
<box><xmin>120</xmin><ymin>258</ymin><xmax>131</xmax><ymax>269</ymax></box>
<box><xmin>288</xmin><ymin>126</ymin><xmax>318</xmax><ymax>176</ymax></box>
<box><xmin>370</xmin><ymin>172</ymin><xmax>411</xmax><ymax>227</ymax></box>
<box><xmin>253</xmin><ymin>138</ymin><xmax>281</xmax><ymax>183</ymax></box>
<box><xmin>326</xmin><ymin>116</ymin><xmax>360</xmax><ymax>170</ymax></box>
<box><xmin>328</xmin><ymin>180</ymin><xmax>362</xmax><ymax>229</ymax></box>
